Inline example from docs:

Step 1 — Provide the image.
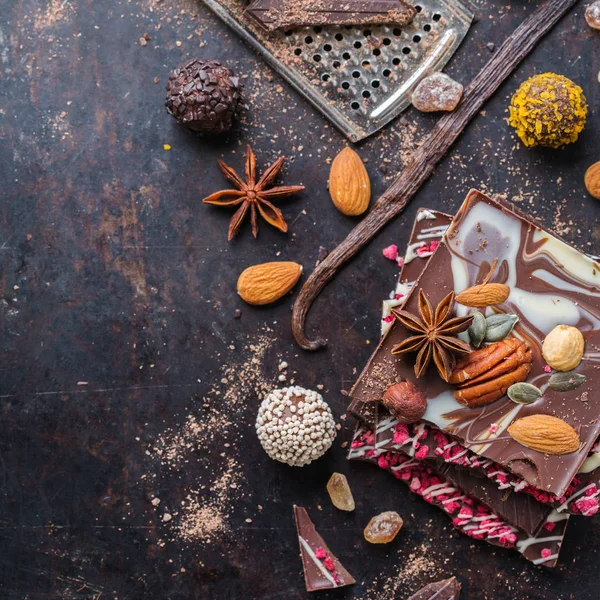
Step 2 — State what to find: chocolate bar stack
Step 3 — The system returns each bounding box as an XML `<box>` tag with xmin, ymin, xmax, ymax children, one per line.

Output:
<box><xmin>347</xmin><ymin>190</ymin><xmax>600</xmax><ymax>567</ymax></box>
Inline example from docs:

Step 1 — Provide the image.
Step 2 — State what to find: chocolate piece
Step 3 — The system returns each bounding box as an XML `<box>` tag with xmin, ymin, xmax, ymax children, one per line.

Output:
<box><xmin>349</xmin><ymin>413</ymin><xmax>553</xmax><ymax>536</ymax></box>
<box><xmin>245</xmin><ymin>0</ymin><xmax>415</xmax><ymax>32</ymax></box>
<box><xmin>381</xmin><ymin>208</ymin><xmax>453</xmax><ymax>335</ymax></box>
<box><xmin>350</xmin><ymin>190</ymin><xmax>600</xmax><ymax>498</ymax></box>
<box><xmin>349</xmin><ymin>425</ymin><xmax>570</xmax><ymax>566</ymax></box>
<box><xmin>408</xmin><ymin>577</ymin><xmax>461</xmax><ymax>600</ymax></box>
<box><xmin>293</xmin><ymin>506</ymin><xmax>356</xmax><ymax>592</ymax></box>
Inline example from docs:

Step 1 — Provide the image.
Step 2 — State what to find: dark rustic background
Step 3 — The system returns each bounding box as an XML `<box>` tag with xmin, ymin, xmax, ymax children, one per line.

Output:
<box><xmin>0</xmin><ymin>1</ymin><xmax>599</xmax><ymax>599</ymax></box>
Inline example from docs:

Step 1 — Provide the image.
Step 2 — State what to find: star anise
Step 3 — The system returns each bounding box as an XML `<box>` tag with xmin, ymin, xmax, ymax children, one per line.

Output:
<box><xmin>202</xmin><ymin>145</ymin><xmax>304</xmax><ymax>241</ymax></box>
<box><xmin>391</xmin><ymin>290</ymin><xmax>473</xmax><ymax>382</ymax></box>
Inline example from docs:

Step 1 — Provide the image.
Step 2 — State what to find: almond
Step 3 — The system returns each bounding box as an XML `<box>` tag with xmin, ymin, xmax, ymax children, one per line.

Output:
<box><xmin>237</xmin><ymin>262</ymin><xmax>302</xmax><ymax>305</ymax></box>
<box><xmin>455</xmin><ymin>283</ymin><xmax>510</xmax><ymax>307</ymax></box>
<box><xmin>329</xmin><ymin>147</ymin><xmax>371</xmax><ymax>216</ymax></box>
<box><xmin>584</xmin><ymin>161</ymin><xmax>600</xmax><ymax>200</ymax></box>
<box><xmin>507</xmin><ymin>414</ymin><xmax>580</xmax><ymax>455</ymax></box>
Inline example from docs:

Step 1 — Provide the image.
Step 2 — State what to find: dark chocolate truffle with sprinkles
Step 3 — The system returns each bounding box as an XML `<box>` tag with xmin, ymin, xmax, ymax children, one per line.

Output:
<box><xmin>165</xmin><ymin>59</ymin><xmax>244</xmax><ymax>135</ymax></box>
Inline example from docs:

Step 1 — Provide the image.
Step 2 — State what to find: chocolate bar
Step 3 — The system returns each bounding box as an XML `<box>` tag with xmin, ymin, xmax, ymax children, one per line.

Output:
<box><xmin>293</xmin><ymin>506</ymin><xmax>355</xmax><ymax>592</ymax></box>
<box><xmin>350</xmin><ymin>190</ymin><xmax>600</xmax><ymax>498</ymax></box>
<box><xmin>408</xmin><ymin>577</ymin><xmax>461</xmax><ymax>600</ymax></box>
<box><xmin>349</xmin><ymin>424</ymin><xmax>570</xmax><ymax>566</ymax></box>
<box><xmin>245</xmin><ymin>0</ymin><xmax>415</xmax><ymax>32</ymax></box>
<box><xmin>349</xmin><ymin>413</ymin><xmax>554</xmax><ymax>537</ymax></box>
<box><xmin>382</xmin><ymin>208</ymin><xmax>453</xmax><ymax>335</ymax></box>
<box><xmin>354</xmin><ymin>413</ymin><xmax>599</xmax><ymax>517</ymax></box>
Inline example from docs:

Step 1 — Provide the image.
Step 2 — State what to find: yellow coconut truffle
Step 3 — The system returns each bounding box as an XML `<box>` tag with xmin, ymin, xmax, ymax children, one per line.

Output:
<box><xmin>508</xmin><ymin>73</ymin><xmax>587</xmax><ymax>148</ymax></box>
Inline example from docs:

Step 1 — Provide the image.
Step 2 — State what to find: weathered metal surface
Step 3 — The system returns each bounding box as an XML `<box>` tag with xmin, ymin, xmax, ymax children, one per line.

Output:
<box><xmin>0</xmin><ymin>1</ymin><xmax>598</xmax><ymax>599</ymax></box>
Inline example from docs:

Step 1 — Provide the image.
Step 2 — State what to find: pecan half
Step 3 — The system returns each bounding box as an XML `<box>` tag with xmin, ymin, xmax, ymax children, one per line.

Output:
<box><xmin>450</xmin><ymin>338</ymin><xmax>532</xmax><ymax>408</ymax></box>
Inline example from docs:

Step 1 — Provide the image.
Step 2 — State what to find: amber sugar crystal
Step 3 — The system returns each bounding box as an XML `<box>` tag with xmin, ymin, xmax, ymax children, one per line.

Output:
<box><xmin>326</xmin><ymin>473</ymin><xmax>356</xmax><ymax>512</ymax></box>
<box><xmin>364</xmin><ymin>511</ymin><xmax>404</xmax><ymax>544</ymax></box>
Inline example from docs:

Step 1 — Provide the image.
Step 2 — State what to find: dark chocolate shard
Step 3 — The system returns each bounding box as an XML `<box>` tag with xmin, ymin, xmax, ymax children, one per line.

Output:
<box><xmin>293</xmin><ymin>505</ymin><xmax>355</xmax><ymax>592</ymax></box>
<box><xmin>245</xmin><ymin>0</ymin><xmax>415</xmax><ymax>32</ymax></box>
<box><xmin>408</xmin><ymin>577</ymin><xmax>461</xmax><ymax>600</ymax></box>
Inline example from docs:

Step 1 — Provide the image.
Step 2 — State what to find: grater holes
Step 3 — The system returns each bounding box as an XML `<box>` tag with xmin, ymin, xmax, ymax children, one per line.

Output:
<box><xmin>413</xmin><ymin>34</ymin><xmax>421</xmax><ymax>43</ymax></box>
<box><xmin>373</xmin><ymin>48</ymin><xmax>381</xmax><ymax>57</ymax></box>
<box><xmin>393</xmin><ymin>28</ymin><xmax>402</xmax><ymax>36</ymax></box>
<box><xmin>362</xmin><ymin>90</ymin><xmax>371</xmax><ymax>99</ymax></box>
<box><xmin>362</xmin><ymin>60</ymin><xmax>371</xmax><ymax>67</ymax></box>
<box><xmin>333</xmin><ymin>60</ymin><xmax>341</xmax><ymax>69</ymax></box>
<box><xmin>335</xmin><ymin>33</ymin><xmax>344</xmax><ymax>41</ymax></box>
<box><xmin>415</xmin><ymin>5</ymin><xmax>422</xmax><ymax>12</ymax></box>
<box><xmin>322</xmin><ymin>73</ymin><xmax>331</xmax><ymax>82</ymax></box>
<box><xmin>402</xmin><ymin>47</ymin><xmax>411</xmax><ymax>55</ymax></box>
<box><xmin>372</xmin><ymin>80</ymin><xmax>380</xmax><ymax>89</ymax></box>
<box><xmin>383</xmin><ymin>69</ymin><xmax>391</xmax><ymax>77</ymax></box>
<box><xmin>352</xmin><ymin>70</ymin><xmax>361</xmax><ymax>79</ymax></box>
<box><xmin>433</xmin><ymin>14</ymin><xmax>442</xmax><ymax>21</ymax></box>
<box><xmin>343</xmin><ymin>51</ymin><xmax>351</xmax><ymax>60</ymax></box>
<box><xmin>294</xmin><ymin>48</ymin><xmax>302</xmax><ymax>56</ymax></box>
<box><xmin>313</xmin><ymin>54</ymin><xmax>322</xmax><ymax>62</ymax></box>
<box><xmin>392</xmin><ymin>57</ymin><xmax>401</xmax><ymax>65</ymax></box>
<box><xmin>423</xmin><ymin>24</ymin><xmax>432</xmax><ymax>32</ymax></box>
<box><xmin>323</xmin><ymin>43</ymin><xmax>332</xmax><ymax>52</ymax></box>
<box><xmin>363</xmin><ymin>29</ymin><xmax>372</xmax><ymax>37</ymax></box>
<box><xmin>342</xmin><ymin>81</ymin><xmax>350</xmax><ymax>90</ymax></box>
<box><xmin>383</xmin><ymin>38</ymin><xmax>392</xmax><ymax>45</ymax></box>
<box><xmin>354</xmin><ymin>41</ymin><xmax>362</xmax><ymax>49</ymax></box>
<box><xmin>305</xmin><ymin>36</ymin><xmax>313</xmax><ymax>44</ymax></box>
<box><xmin>351</xmin><ymin>101</ymin><xmax>360</xmax><ymax>110</ymax></box>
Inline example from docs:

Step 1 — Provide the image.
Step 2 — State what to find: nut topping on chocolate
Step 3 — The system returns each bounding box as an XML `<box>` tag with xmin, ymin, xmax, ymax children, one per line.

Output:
<box><xmin>508</xmin><ymin>415</ymin><xmax>581</xmax><ymax>455</ymax></box>
<box><xmin>542</xmin><ymin>325</ymin><xmax>585</xmax><ymax>372</ymax></box>
<box><xmin>383</xmin><ymin>381</ymin><xmax>427</xmax><ymax>424</ymax></box>
<box><xmin>450</xmin><ymin>338</ymin><xmax>532</xmax><ymax>408</ymax></box>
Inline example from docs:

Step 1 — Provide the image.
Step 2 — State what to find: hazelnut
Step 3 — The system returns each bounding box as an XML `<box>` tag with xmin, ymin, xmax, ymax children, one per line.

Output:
<box><xmin>542</xmin><ymin>325</ymin><xmax>585</xmax><ymax>372</ymax></box>
<box><xmin>382</xmin><ymin>381</ymin><xmax>427</xmax><ymax>424</ymax></box>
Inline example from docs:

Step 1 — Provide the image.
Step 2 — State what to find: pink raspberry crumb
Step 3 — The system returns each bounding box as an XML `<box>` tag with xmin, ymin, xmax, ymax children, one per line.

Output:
<box><xmin>396</xmin><ymin>257</ymin><xmax>405</xmax><ymax>268</ymax></box>
<box><xmin>541</xmin><ymin>548</ymin><xmax>552</xmax><ymax>559</ymax></box>
<box><xmin>323</xmin><ymin>557</ymin><xmax>335</xmax><ymax>571</ymax></box>
<box><xmin>544</xmin><ymin>365</ymin><xmax>552</xmax><ymax>373</ymax></box>
<box><xmin>489</xmin><ymin>423</ymin><xmax>499</xmax><ymax>433</ymax></box>
<box><xmin>382</xmin><ymin>244</ymin><xmax>399</xmax><ymax>261</ymax></box>
<box><xmin>315</xmin><ymin>547</ymin><xmax>326</xmax><ymax>559</ymax></box>
<box><xmin>430</xmin><ymin>240</ymin><xmax>440</xmax><ymax>253</ymax></box>
<box><xmin>415</xmin><ymin>446</ymin><xmax>429</xmax><ymax>460</ymax></box>
<box><xmin>543</xmin><ymin>521</ymin><xmax>556</xmax><ymax>532</ymax></box>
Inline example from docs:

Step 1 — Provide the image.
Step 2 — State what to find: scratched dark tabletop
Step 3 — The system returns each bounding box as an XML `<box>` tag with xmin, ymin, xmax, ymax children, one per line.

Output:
<box><xmin>0</xmin><ymin>1</ymin><xmax>599</xmax><ymax>599</ymax></box>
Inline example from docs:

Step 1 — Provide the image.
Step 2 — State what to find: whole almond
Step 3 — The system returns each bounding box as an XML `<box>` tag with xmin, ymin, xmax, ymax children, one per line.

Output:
<box><xmin>237</xmin><ymin>262</ymin><xmax>302</xmax><ymax>305</ymax></box>
<box><xmin>584</xmin><ymin>161</ymin><xmax>600</xmax><ymax>199</ymax></box>
<box><xmin>329</xmin><ymin>147</ymin><xmax>371</xmax><ymax>216</ymax></box>
<box><xmin>455</xmin><ymin>283</ymin><xmax>510</xmax><ymax>307</ymax></box>
<box><xmin>507</xmin><ymin>414</ymin><xmax>580</xmax><ymax>455</ymax></box>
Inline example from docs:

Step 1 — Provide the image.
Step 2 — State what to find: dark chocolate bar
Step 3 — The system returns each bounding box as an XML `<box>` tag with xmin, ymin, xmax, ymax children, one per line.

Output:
<box><xmin>293</xmin><ymin>506</ymin><xmax>355</xmax><ymax>592</ymax></box>
<box><xmin>245</xmin><ymin>0</ymin><xmax>415</xmax><ymax>32</ymax></box>
<box><xmin>350</xmin><ymin>190</ymin><xmax>600</xmax><ymax>498</ymax></box>
<box><xmin>408</xmin><ymin>577</ymin><xmax>461</xmax><ymax>600</ymax></box>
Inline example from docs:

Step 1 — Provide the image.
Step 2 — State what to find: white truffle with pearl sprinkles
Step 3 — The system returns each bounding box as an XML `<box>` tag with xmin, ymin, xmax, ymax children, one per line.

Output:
<box><xmin>255</xmin><ymin>386</ymin><xmax>337</xmax><ymax>467</ymax></box>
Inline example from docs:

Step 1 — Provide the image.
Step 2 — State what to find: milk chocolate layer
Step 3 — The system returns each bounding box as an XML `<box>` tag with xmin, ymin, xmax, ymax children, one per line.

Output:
<box><xmin>245</xmin><ymin>0</ymin><xmax>415</xmax><ymax>32</ymax></box>
<box><xmin>408</xmin><ymin>577</ymin><xmax>461</xmax><ymax>600</ymax></box>
<box><xmin>293</xmin><ymin>506</ymin><xmax>355</xmax><ymax>592</ymax></box>
<box><xmin>350</xmin><ymin>190</ymin><xmax>600</xmax><ymax>498</ymax></box>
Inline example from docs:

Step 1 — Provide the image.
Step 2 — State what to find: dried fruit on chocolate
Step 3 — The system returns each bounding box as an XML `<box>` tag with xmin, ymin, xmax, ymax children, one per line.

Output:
<box><xmin>364</xmin><ymin>511</ymin><xmax>404</xmax><ymax>544</ymax></box>
<box><xmin>202</xmin><ymin>146</ymin><xmax>304</xmax><ymax>241</ymax></box>
<box><xmin>542</xmin><ymin>325</ymin><xmax>585</xmax><ymax>372</ymax></box>
<box><xmin>383</xmin><ymin>381</ymin><xmax>427</xmax><ymax>424</ymax></box>
<box><xmin>326</xmin><ymin>473</ymin><xmax>355</xmax><ymax>512</ymax></box>
<box><xmin>329</xmin><ymin>147</ymin><xmax>371</xmax><ymax>216</ymax></box>
<box><xmin>238</xmin><ymin>262</ymin><xmax>302</xmax><ymax>305</ymax></box>
<box><xmin>455</xmin><ymin>258</ymin><xmax>510</xmax><ymax>308</ymax></box>
<box><xmin>508</xmin><ymin>414</ymin><xmax>581</xmax><ymax>455</ymax></box>
<box><xmin>449</xmin><ymin>338</ymin><xmax>532</xmax><ymax>408</ymax></box>
<box><xmin>392</xmin><ymin>290</ymin><xmax>473</xmax><ymax>382</ymax></box>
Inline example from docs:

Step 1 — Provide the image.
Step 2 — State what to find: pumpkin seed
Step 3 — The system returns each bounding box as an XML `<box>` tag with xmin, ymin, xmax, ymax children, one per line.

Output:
<box><xmin>485</xmin><ymin>313</ymin><xmax>519</xmax><ymax>342</ymax></box>
<box><xmin>468</xmin><ymin>311</ymin><xmax>486</xmax><ymax>348</ymax></box>
<box><xmin>508</xmin><ymin>382</ymin><xmax>543</xmax><ymax>404</ymax></box>
<box><xmin>548</xmin><ymin>372</ymin><xmax>587</xmax><ymax>392</ymax></box>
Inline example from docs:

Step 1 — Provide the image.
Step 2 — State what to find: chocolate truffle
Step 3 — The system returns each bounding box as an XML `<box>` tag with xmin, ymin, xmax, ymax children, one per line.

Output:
<box><xmin>255</xmin><ymin>386</ymin><xmax>336</xmax><ymax>466</ymax></box>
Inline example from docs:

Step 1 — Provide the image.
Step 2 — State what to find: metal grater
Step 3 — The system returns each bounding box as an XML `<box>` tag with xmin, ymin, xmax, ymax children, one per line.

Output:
<box><xmin>200</xmin><ymin>0</ymin><xmax>473</xmax><ymax>142</ymax></box>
